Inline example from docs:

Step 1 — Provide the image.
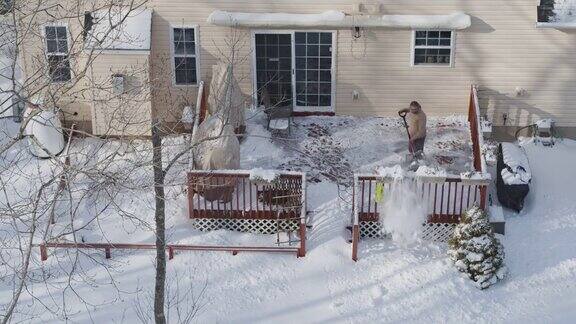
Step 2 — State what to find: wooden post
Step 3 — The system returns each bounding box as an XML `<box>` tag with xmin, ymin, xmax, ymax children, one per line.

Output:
<box><xmin>105</xmin><ymin>247</ymin><xmax>111</xmax><ymax>259</ymax></box>
<box><xmin>187</xmin><ymin>173</ymin><xmax>195</xmax><ymax>219</ymax></box>
<box><xmin>168</xmin><ymin>246</ymin><xmax>174</xmax><ymax>260</ymax></box>
<box><xmin>297</xmin><ymin>222</ymin><xmax>306</xmax><ymax>258</ymax></box>
<box><xmin>40</xmin><ymin>244</ymin><xmax>48</xmax><ymax>261</ymax></box>
<box><xmin>351</xmin><ymin>224</ymin><xmax>360</xmax><ymax>262</ymax></box>
<box><xmin>479</xmin><ymin>186</ymin><xmax>488</xmax><ymax>210</ymax></box>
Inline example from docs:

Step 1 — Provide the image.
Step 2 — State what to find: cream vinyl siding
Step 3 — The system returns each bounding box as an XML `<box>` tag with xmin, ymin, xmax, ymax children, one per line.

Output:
<box><xmin>148</xmin><ymin>0</ymin><xmax>576</xmax><ymax>127</ymax></box>
<box><xmin>19</xmin><ymin>0</ymin><xmax>576</xmax><ymax>132</ymax></box>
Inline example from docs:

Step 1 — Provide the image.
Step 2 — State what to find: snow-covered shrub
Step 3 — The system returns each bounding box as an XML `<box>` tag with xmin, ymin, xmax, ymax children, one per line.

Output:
<box><xmin>448</xmin><ymin>206</ymin><xmax>507</xmax><ymax>289</ymax></box>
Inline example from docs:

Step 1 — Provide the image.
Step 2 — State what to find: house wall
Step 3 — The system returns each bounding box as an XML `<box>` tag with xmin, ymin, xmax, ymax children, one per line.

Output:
<box><xmin>19</xmin><ymin>0</ymin><xmax>576</xmax><ymax>135</ymax></box>
<box><xmin>149</xmin><ymin>0</ymin><xmax>576</xmax><ymax>131</ymax></box>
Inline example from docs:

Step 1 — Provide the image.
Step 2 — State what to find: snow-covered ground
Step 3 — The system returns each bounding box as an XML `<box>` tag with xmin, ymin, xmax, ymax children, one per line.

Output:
<box><xmin>2</xmin><ymin>112</ymin><xmax>576</xmax><ymax>323</ymax></box>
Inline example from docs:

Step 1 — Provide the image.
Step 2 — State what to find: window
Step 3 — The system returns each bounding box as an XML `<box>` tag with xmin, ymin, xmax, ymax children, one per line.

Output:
<box><xmin>44</xmin><ymin>25</ymin><xmax>71</xmax><ymax>82</ymax></box>
<box><xmin>294</xmin><ymin>32</ymin><xmax>332</xmax><ymax>107</ymax></box>
<box><xmin>413</xmin><ymin>30</ymin><xmax>453</xmax><ymax>66</ymax></box>
<box><xmin>172</xmin><ymin>27</ymin><xmax>198</xmax><ymax>85</ymax></box>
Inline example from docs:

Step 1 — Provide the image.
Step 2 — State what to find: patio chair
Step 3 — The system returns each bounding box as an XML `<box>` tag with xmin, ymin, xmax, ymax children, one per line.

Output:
<box><xmin>261</xmin><ymin>87</ymin><xmax>293</xmax><ymax>134</ymax></box>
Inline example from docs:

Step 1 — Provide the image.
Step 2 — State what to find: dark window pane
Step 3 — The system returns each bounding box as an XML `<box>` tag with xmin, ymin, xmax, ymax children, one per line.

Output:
<box><xmin>267</xmin><ymin>59</ymin><xmax>278</xmax><ymax>70</ymax></box>
<box><xmin>174</xmin><ymin>42</ymin><xmax>184</xmax><ymax>54</ymax></box>
<box><xmin>307</xmin><ymin>95</ymin><xmax>318</xmax><ymax>106</ymax></box>
<box><xmin>415</xmin><ymin>49</ymin><xmax>426</xmax><ymax>56</ymax></box>
<box><xmin>439</xmin><ymin>49</ymin><xmax>451</xmax><ymax>55</ymax></box>
<box><xmin>56</xmin><ymin>26</ymin><xmax>67</xmax><ymax>38</ymax></box>
<box><xmin>439</xmin><ymin>39</ymin><xmax>451</xmax><ymax>46</ymax></box>
<box><xmin>265</xmin><ymin>34</ymin><xmax>278</xmax><ymax>44</ymax></box>
<box><xmin>295</xmin><ymin>32</ymin><xmax>306</xmax><ymax>44</ymax></box>
<box><xmin>319</xmin><ymin>83</ymin><xmax>331</xmax><ymax>94</ymax></box>
<box><xmin>415</xmin><ymin>31</ymin><xmax>426</xmax><ymax>38</ymax></box>
<box><xmin>414</xmin><ymin>56</ymin><xmax>425</xmax><ymax>64</ymax></box>
<box><xmin>319</xmin><ymin>70</ymin><xmax>331</xmax><ymax>82</ymax></box>
<box><xmin>47</xmin><ymin>40</ymin><xmax>57</xmax><ymax>53</ymax></box>
<box><xmin>319</xmin><ymin>58</ymin><xmax>331</xmax><ymax>69</ymax></box>
<box><xmin>279</xmin><ymin>45</ymin><xmax>291</xmax><ymax>57</ymax></box>
<box><xmin>267</xmin><ymin>45</ymin><xmax>278</xmax><ymax>58</ymax></box>
<box><xmin>173</xmin><ymin>28</ymin><xmax>182</xmax><ymax>42</ymax></box>
<box><xmin>307</xmin><ymin>83</ymin><xmax>318</xmax><ymax>94</ymax></box>
<box><xmin>278</xmin><ymin>34</ymin><xmax>291</xmax><ymax>44</ymax></box>
<box><xmin>257</xmin><ymin>71</ymin><xmax>266</xmax><ymax>82</ymax></box>
<box><xmin>440</xmin><ymin>31</ymin><xmax>451</xmax><ymax>38</ymax></box>
<box><xmin>307</xmin><ymin>45</ymin><xmax>319</xmax><ymax>56</ymax></box>
<box><xmin>48</xmin><ymin>55</ymin><xmax>71</xmax><ymax>82</ymax></box>
<box><xmin>185</xmin><ymin>42</ymin><xmax>195</xmax><ymax>55</ymax></box>
<box><xmin>255</xmin><ymin>34</ymin><xmax>265</xmax><ymax>44</ymax></box>
<box><xmin>279</xmin><ymin>71</ymin><xmax>291</xmax><ymax>82</ymax></box>
<box><xmin>279</xmin><ymin>58</ymin><xmax>291</xmax><ymax>70</ymax></box>
<box><xmin>296</xmin><ymin>58</ymin><xmax>306</xmax><ymax>69</ymax></box>
<box><xmin>45</xmin><ymin>27</ymin><xmax>56</xmax><ymax>39</ymax></box>
<box><xmin>426</xmin><ymin>56</ymin><xmax>437</xmax><ymax>64</ymax></box>
<box><xmin>428</xmin><ymin>31</ymin><xmax>439</xmax><ymax>38</ymax></box>
<box><xmin>427</xmin><ymin>38</ymin><xmax>439</xmax><ymax>46</ymax></box>
<box><xmin>296</xmin><ymin>95</ymin><xmax>306</xmax><ymax>105</ymax></box>
<box><xmin>296</xmin><ymin>70</ymin><xmax>306</xmax><ymax>81</ymax></box>
<box><xmin>307</xmin><ymin>32</ymin><xmax>319</xmax><ymax>44</ymax></box>
<box><xmin>257</xmin><ymin>59</ymin><xmax>266</xmax><ymax>70</ymax></box>
<box><xmin>186</xmin><ymin>69</ymin><xmax>197</xmax><ymax>83</ymax></box>
<box><xmin>295</xmin><ymin>45</ymin><xmax>306</xmax><ymax>57</ymax></box>
<box><xmin>428</xmin><ymin>49</ymin><xmax>440</xmax><ymax>56</ymax></box>
<box><xmin>415</xmin><ymin>38</ymin><xmax>426</xmax><ymax>46</ymax></box>
<box><xmin>184</xmin><ymin>29</ymin><xmax>194</xmax><ymax>41</ymax></box>
<box><xmin>320</xmin><ymin>45</ymin><xmax>331</xmax><ymax>57</ymax></box>
<box><xmin>320</xmin><ymin>33</ymin><xmax>332</xmax><ymax>44</ymax></box>
<box><xmin>307</xmin><ymin>58</ymin><xmax>318</xmax><ymax>69</ymax></box>
<box><xmin>296</xmin><ymin>82</ymin><xmax>306</xmax><ymax>94</ymax></box>
<box><xmin>307</xmin><ymin>71</ymin><xmax>318</xmax><ymax>82</ymax></box>
<box><xmin>57</xmin><ymin>40</ymin><xmax>67</xmax><ymax>52</ymax></box>
<box><xmin>319</xmin><ymin>95</ymin><xmax>331</xmax><ymax>106</ymax></box>
<box><xmin>185</xmin><ymin>57</ymin><xmax>196</xmax><ymax>69</ymax></box>
<box><xmin>256</xmin><ymin>45</ymin><xmax>265</xmax><ymax>57</ymax></box>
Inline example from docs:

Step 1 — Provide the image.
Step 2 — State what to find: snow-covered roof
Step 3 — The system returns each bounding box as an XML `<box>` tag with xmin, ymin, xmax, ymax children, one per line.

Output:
<box><xmin>208</xmin><ymin>10</ymin><xmax>471</xmax><ymax>30</ymax></box>
<box><xmin>85</xmin><ymin>7</ymin><xmax>152</xmax><ymax>52</ymax></box>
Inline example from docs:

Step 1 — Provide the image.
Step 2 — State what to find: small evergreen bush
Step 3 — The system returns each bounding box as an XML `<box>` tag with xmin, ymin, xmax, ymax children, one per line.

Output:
<box><xmin>448</xmin><ymin>206</ymin><xmax>507</xmax><ymax>289</ymax></box>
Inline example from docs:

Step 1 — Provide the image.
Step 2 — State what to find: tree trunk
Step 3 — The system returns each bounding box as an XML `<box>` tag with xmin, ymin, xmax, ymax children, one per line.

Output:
<box><xmin>151</xmin><ymin>120</ymin><xmax>167</xmax><ymax>324</ymax></box>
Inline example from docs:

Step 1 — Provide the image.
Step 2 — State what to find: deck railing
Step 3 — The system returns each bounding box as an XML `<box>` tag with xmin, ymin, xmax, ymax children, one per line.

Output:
<box><xmin>187</xmin><ymin>170</ymin><xmax>307</xmax><ymax>257</ymax></box>
<box><xmin>351</xmin><ymin>85</ymin><xmax>490</xmax><ymax>261</ymax></box>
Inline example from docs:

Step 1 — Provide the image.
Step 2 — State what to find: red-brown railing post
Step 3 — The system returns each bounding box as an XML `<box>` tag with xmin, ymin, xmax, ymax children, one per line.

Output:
<box><xmin>187</xmin><ymin>173</ymin><xmax>195</xmax><ymax>219</ymax></box>
<box><xmin>40</xmin><ymin>244</ymin><xmax>48</xmax><ymax>261</ymax></box>
<box><xmin>479</xmin><ymin>186</ymin><xmax>488</xmax><ymax>210</ymax></box>
<box><xmin>105</xmin><ymin>247</ymin><xmax>111</xmax><ymax>259</ymax></box>
<box><xmin>168</xmin><ymin>246</ymin><xmax>174</xmax><ymax>260</ymax></box>
<box><xmin>351</xmin><ymin>224</ymin><xmax>359</xmax><ymax>262</ymax></box>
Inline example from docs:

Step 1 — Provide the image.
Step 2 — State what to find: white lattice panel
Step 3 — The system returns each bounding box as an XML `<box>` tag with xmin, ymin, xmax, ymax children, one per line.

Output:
<box><xmin>191</xmin><ymin>218</ymin><xmax>299</xmax><ymax>234</ymax></box>
<box><xmin>359</xmin><ymin>221</ymin><xmax>456</xmax><ymax>242</ymax></box>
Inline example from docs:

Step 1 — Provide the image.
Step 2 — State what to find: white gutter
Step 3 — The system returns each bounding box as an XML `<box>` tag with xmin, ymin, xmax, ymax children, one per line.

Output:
<box><xmin>208</xmin><ymin>10</ymin><xmax>472</xmax><ymax>30</ymax></box>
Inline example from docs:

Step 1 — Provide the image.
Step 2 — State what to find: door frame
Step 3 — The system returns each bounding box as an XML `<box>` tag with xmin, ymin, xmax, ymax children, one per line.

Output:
<box><xmin>251</xmin><ymin>30</ymin><xmax>337</xmax><ymax>114</ymax></box>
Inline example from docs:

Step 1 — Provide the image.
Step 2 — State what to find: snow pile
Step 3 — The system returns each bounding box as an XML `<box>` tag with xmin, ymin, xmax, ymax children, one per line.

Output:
<box><xmin>378</xmin><ymin>179</ymin><xmax>427</xmax><ymax>245</ymax></box>
<box><xmin>191</xmin><ymin>114</ymin><xmax>240</xmax><ymax>171</ymax></box>
<box><xmin>208</xmin><ymin>10</ymin><xmax>471</xmax><ymax>30</ymax></box>
<box><xmin>415</xmin><ymin>165</ymin><xmax>447</xmax><ymax>179</ymax></box>
<box><xmin>500</xmin><ymin>143</ymin><xmax>531</xmax><ymax>185</ymax></box>
<box><xmin>85</xmin><ymin>7</ymin><xmax>152</xmax><ymax>51</ymax></box>
<box><xmin>448</xmin><ymin>206</ymin><xmax>507</xmax><ymax>289</ymax></box>
<box><xmin>375</xmin><ymin>164</ymin><xmax>405</xmax><ymax>180</ymax></box>
<box><xmin>249</xmin><ymin>168</ymin><xmax>279</xmax><ymax>183</ymax></box>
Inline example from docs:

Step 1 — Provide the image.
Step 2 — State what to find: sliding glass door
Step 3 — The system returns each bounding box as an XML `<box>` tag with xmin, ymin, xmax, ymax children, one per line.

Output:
<box><xmin>254</xmin><ymin>31</ymin><xmax>334</xmax><ymax>113</ymax></box>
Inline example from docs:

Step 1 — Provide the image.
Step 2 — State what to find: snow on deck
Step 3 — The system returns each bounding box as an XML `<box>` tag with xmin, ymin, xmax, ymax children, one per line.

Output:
<box><xmin>241</xmin><ymin>111</ymin><xmax>475</xmax><ymax>183</ymax></box>
<box><xmin>3</xmin><ymin>109</ymin><xmax>576</xmax><ymax>322</ymax></box>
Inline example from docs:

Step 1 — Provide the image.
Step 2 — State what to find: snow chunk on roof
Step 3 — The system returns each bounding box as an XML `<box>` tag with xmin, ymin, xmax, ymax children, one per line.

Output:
<box><xmin>501</xmin><ymin>143</ymin><xmax>531</xmax><ymax>185</ymax></box>
<box><xmin>85</xmin><ymin>7</ymin><xmax>152</xmax><ymax>52</ymax></box>
<box><xmin>208</xmin><ymin>10</ymin><xmax>471</xmax><ymax>30</ymax></box>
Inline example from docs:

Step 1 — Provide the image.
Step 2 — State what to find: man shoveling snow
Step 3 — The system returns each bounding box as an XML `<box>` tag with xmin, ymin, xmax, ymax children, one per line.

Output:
<box><xmin>398</xmin><ymin>101</ymin><xmax>427</xmax><ymax>163</ymax></box>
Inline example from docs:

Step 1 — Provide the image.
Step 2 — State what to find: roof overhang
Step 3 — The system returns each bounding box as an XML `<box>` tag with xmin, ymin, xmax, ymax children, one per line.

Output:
<box><xmin>207</xmin><ymin>10</ymin><xmax>472</xmax><ymax>30</ymax></box>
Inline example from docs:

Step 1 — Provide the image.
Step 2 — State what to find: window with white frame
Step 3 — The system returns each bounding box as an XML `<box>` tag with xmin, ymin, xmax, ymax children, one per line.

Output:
<box><xmin>172</xmin><ymin>27</ymin><xmax>197</xmax><ymax>85</ymax></box>
<box><xmin>44</xmin><ymin>25</ymin><xmax>71</xmax><ymax>82</ymax></box>
<box><xmin>413</xmin><ymin>30</ymin><xmax>453</xmax><ymax>66</ymax></box>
